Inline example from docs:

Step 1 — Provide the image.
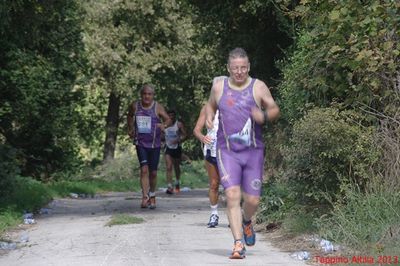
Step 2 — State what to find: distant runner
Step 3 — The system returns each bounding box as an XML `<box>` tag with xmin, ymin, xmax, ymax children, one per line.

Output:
<box><xmin>193</xmin><ymin>76</ymin><xmax>226</xmax><ymax>228</ymax></box>
<box><xmin>127</xmin><ymin>84</ymin><xmax>171</xmax><ymax>209</ymax></box>
<box><xmin>163</xmin><ymin>110</ymin><xmax>187</xmax><ymax>194</ymax></box>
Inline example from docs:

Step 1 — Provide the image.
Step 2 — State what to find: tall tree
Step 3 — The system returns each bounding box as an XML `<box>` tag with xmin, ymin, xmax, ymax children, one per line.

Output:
<box><xmin>83</xmin><ymin>0</ymin><xmax>217</xmax><ymax>162</ymax></box>
<box><xmin>188</xmin><ymin>0</ymin><xmax>294</xmax><ymax>85</ymax></box>
<box><xmin>0</xmin><ymin>0</ymin><xmax>86</xmax><ymax>178</ymax></box>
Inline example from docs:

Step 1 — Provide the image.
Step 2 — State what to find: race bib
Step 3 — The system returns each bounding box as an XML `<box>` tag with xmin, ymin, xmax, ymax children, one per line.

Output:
<box><xmin>228</xmin><ymin>118</ymin><xmax>251</xmax><ymax>147</ymax></box>
<box><xmin>136</xmin><ymin>116</ymin><xmax>151</xmax><ymax>133</ymax></box>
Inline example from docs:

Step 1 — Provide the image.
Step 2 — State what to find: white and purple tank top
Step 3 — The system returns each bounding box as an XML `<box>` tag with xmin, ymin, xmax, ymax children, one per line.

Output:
<box><xmin>165</xmin><ymin>120</ymin><xmax>180</xmax><ymax>149</ymax></box>
<box><xmin>135</xmin><ymin>101</ymin><xmax>161</xmax><ymax>148</ymax></box>
<box><xmin>217</xmin><ymin>78</ymin><xmax>264</xmax><ymax>151</ymax></box>
<box><xmin>203</xmin><ymin>110</ymin><xmax>219</xmax><ymax>157</ymax></box>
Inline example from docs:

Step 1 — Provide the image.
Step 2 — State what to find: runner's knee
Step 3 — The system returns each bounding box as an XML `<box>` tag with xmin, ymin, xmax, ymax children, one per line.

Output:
<box><xmin>225</xmin><ymin>187</ymin><xmax>241</xmax><ymax>204</ymax></box>
<box><xmin>209</xmin><ymin>179</ymin><xmax>219</xmax><ymax>192</ymax></box>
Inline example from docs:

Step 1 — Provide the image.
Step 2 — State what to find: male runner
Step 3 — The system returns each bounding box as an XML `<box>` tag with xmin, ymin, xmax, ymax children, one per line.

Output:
<box><xmin>193</xmin><ymin>76</ymin><xmax>226</xmax><ymax>228</ymax></box>
<box><xmin>206</xmin><ymin>48</ymin><xmax>280</xmax><ymax>259</ymax></box>
<box><xmin>164</xmin><ymin>110</ymin><xmax>187</xmax><ymax>194</ymax></box>
<box><xmin>127</xmin><ymin>84</ymin><xmax>171</xmax><ymax>209</ymax></box>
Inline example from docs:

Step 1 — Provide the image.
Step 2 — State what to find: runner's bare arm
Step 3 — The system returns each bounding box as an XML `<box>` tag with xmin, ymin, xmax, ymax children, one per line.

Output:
<box><xmin>253</xmin><ymin>81</ymin><xmax>280</xmax><ymax>123</ymax></box>
<box><xmin>157</xmin><ymin>103</ymin><xmax>172</xmax><ymax>129</ymax></box>
<box><xmin>178</xmin><ymin>121</ymin><xmax>188</xmax><ymax>143</ymax></box>
<box><xmin>127</xmin><ymin>101</ymin><xmax>136</xmax><ymax>138</ymax></box>
<box><xmin>206</xmin><ymin>79</ymin><xmax>223</xmax><ymax>129</ymax></box>
<box><xmin>193</xmin><ymin>105</ymin><xmax>212</xmax><ymax>144</ymax></box>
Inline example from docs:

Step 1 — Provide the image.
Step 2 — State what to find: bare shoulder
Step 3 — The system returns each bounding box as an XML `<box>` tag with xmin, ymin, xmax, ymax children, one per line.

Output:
<box><xmin>156</xmin><ymin>101</ymin><xmax>165</xmax><ymax>112</ymax></box>
<box><xmin>254</xmin><ymin>79</ymin><xmax>271</xmax><ymax>95</ymax></box>
<box><xmin>211</xmin><ymin>78</ymin><xmax>224</xmax><ymax>104</ymax></box>
<box><xmin>253</xmin><ymin>79</ymin><xmax>276</xmax><ymax>108</ymax></box>
<box><xmin>213</xmin><ymin>78</ymin><xmax>224</xmax><ymax>94</ymax></box>
<box><xmin>128</xmin><ymin>100</ymin><xmax>136</xmax><ymax>114</ymax></box>
<box><xmin>178</xmin><ymin>120</ymin><xmax>185</xmax><ymax>128</ymax></box>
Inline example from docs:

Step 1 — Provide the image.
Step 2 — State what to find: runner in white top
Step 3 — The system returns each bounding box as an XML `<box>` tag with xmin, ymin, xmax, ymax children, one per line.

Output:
<box><xmin>163</xmin><ymin>110</ymin><xmax>187</xmax><ymax>194</ymax></box>
<box><xmin>193</xmin><ymin>76</ymin><xmax>226</xmax><ymax>227</ymax></box>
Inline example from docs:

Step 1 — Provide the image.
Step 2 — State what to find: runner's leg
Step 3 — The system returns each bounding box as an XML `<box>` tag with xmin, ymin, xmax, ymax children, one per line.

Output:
<box><xmin>148</xmin><ymin>148</ymin><xmax>161</xmax><ymax>194</ymax></box>
<box><xmin>205</xmin><ymin>160</ymin><xmax>219</xmax><ymax>206</ymax></box>
<box><xmin>217</xmin><ymin>149</ymin><xmax>242</xmax><ymax>240</ymax></box>
<box><xmin>173</xmin><ymin>156</ymin><xmax>181</xmax><ymax>186</ymax></box>
<box><xmin>136</xmin><ymin>146</ymin><xmax>150</xmax><ymax>199</ymax></box>
<box><xmin>225</xmin><ymin>186</ymin><xmax>243</xmax><ymax>241</ymax></box>
<box><xmin>165</xmin><ymin>152</ymin><xmax>174</xmax><ymax>188</ymax></box>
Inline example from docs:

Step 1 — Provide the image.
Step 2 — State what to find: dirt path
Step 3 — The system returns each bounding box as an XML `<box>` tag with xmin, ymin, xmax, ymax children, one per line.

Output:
<box><xmin>0</xmin><ymin>189</ymin><xmax>306</xmax><ymax>266</ymax></box>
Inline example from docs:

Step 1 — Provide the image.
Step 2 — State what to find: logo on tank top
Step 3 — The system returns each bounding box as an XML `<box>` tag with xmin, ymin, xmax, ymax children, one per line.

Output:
<box><xmin>228</xmin><ymin>118</ymin><xmax>252</xmax><ymax>146</ymax></box>
<box><xmin>227</xmin><ymin>97</ymin><xmax>235</xmax><ymax>107</ymax></box>
<box><xmin>250</xmin><ymin>179</ymin><xmax>262</xmax><ymax>190</ymax></box>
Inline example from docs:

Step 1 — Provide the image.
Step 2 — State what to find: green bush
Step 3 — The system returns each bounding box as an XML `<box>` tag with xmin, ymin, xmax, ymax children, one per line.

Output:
<box><xmin>257</xmin><ymin>179</ymin><xmax>294</xmax><ymax>224</ymax></box>
<box><xmin>318</xmin><ymin>183</ymin><xmax>400</xmax><ymax>254</ymax></box>
<box><xmin>282</xmin><ymin>107</ymin><xmax>379</xmax><ymax>204</ymax></box>
<box><xmin>7</xmin><ymin>176</ymin><xmax>53</xmax><ymax>212</ymax></box>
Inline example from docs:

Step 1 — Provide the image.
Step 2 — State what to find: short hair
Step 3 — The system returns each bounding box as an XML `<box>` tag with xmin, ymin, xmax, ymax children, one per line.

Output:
<box><xmin>140</xmin><ymin>84</ymin><xmax>155</xmax><ymax>94</ymax></box>
<box><xmin>227</xmin><ymin>47</ymin><xmax>248</xmax><ymax>64</ymax></box>
<box><xmin>167</xmin><ymin>109</ymin><xmax>176</xmax><ymax>115</ymax></box>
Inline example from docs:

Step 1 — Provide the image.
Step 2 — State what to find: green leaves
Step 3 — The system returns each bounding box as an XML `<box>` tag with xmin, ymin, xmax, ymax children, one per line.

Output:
<box><xmin>0</xmin><ymin>0</ymin><xmax>86</xmax><ymax>178</ymax></box>
<box><xmin>279</xmin><ymin>0</ymin><xmax>400</xmax><ymax>123</ymax></box>
<box><xmin>282</xmin><ymin>107</ymin><xmax>379</xmax><ymax>204</ymax></box>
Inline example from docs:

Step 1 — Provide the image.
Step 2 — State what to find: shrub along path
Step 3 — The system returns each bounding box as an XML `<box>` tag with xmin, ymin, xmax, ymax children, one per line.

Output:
<box><xmin>0</xmin><ymin>189</ymin><xmax>305</xmax><ymax>265</ymax></box>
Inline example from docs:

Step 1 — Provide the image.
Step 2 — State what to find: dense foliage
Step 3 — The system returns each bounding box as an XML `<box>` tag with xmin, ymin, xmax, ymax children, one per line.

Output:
<box><xmin>282</xmin><ymin>107</ymin><xmax>379</xmax><ymax>203</ymax></box>
<box><xmin>0</xmin><ymin>1</ymin><xmax>86</xmax><ymax>180</ymax></box>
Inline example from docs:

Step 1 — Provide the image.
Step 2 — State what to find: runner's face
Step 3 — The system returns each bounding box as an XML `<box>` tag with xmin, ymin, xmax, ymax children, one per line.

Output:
<box><xmin>141</xmin><ymin>87</ymin><xmax>154</xmax><ymax>106</ymax></box>
<box><xmin>227</xmin><ymin>57</ymin><xmax>250</xmax><ymax>86</ymax></box>
<box><xmin>168</xmin><ymin>112</ymin><xmax>176</xmax><ymax>122</ymax></box>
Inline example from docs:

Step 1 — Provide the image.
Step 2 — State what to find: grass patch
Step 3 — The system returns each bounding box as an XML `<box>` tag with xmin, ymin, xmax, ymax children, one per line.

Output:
<box><xmin>318</xmin><ymin>185</ymin><xmax>400</xmax><ymax>255</ymax></box>
<box><xmin>282</xmin><ymin>206</ymin><xmax>318</xmax><ymax>234</ymax></box>
<box><xmin>106</xmin><ymin>213</ymin><xmax>144</xmax><ymax>226</ymax></box>
<box><xmin>6</xmin><ymin>176</ymin><xmax>53</xmax><ymax>212</ymax></box>
<box><xmin>0</xmin><ymin>209</ymin><xmax>20</xmax><ymax>236</ymax></box>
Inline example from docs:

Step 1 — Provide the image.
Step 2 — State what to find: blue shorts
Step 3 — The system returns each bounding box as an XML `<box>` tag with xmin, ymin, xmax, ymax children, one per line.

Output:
<box><xmin>136</xmin><ymin>146</ymin><xmax>161</xmax><ymax>171</ymax></box>
<box><xmin>205</xmin><ymin>149</ymin><xmax>217</xmax><ymax>166</ymax></box>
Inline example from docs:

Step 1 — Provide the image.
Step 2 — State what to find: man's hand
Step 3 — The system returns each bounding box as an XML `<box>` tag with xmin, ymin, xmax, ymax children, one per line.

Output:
<box><xmin>202</xmin><ymin>135</ymin><xmax>214</xmax><ymax>145</ymax></box>
<box><xmin>251</xmin><ymin>107</ymin><xmax>266</xmax><ymax>125</ymax></box>
<box><xmin>157</xmin><ymin>123</ymin><xmax>167</xmax><ymax>131</ymax></box>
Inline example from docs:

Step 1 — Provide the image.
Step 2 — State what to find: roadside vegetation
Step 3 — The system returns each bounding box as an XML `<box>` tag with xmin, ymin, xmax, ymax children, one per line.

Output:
<box><xmin>106</xmin><ymin>214</ymin><xmax>144</xmax><ymax>227</ymax></box>
<box><xmin>0</xmin><ymin>149</ymin><xmax>208</xmax><ymax>235</ymax></box>
<box><xmin>256</xmin><ymin>0</ymin><xmax>400</xmax><ymax>258</ymax></box>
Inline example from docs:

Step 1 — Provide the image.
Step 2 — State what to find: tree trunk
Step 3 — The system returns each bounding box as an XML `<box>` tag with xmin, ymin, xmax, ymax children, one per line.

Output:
<box><xmin>103</xmin><ymin>91</ymin><xmax>121</xmax><ymax>162</ymax></box>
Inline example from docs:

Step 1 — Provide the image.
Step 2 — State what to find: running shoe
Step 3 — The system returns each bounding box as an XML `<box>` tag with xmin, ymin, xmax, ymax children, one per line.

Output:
<box><xmin>166</xmin><ymin>187</ymin><xmax>174</xmax><ymax>195</ymax></box>
<box><xmin>149</xmin><ymin>196</ymin><xmax>156</xmax><ymax>209</ymax></box>
<box><xmin>140</xmin><ymin>196</ymin><xmax>150</xmax><ymax>208</ymax></box>
<box><xmin>242</xmin><ymin>220</ymin><xmax>256</xmax><ymax>246</ymax></box>
<box><xmin>207</xmin><ymin>214</ymin><xmax>219</xmax><ymax>228</ymax></box>
<box><xmin>229</xmin><ymin>241</ymin><xmax>246</xmax><ymax>259</ymax></box>
<box><xmin>174</xmin><ymin>183</ymin><xmax>180</xmax><ymax>194</ymax></box>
